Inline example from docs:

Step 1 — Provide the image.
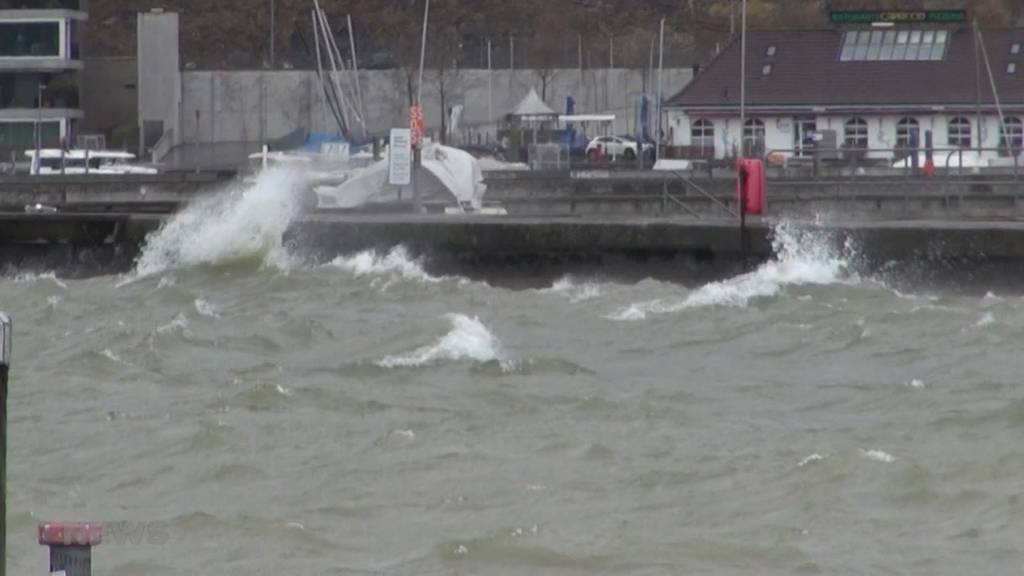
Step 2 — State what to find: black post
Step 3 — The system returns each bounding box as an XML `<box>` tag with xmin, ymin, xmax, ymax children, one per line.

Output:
<box><xmin>0</xmin><ymin>312</ymin><xmax>10</xmax><ymax>576</ymax></box>
<box><xmin>738</xmin><ymin>171</ymin><xmax>748</xmax><ymax>258</ymax></box>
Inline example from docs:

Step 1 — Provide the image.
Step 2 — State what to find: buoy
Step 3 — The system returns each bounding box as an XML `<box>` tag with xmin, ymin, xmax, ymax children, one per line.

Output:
<box><xmin>736</xmin><ymin>158</ymin><xmax>765</xmax><ymax>215</ymax></box>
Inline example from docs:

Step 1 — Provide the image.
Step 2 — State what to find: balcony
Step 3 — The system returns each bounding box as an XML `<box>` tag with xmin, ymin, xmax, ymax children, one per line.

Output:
<box><xmin>0</xmin><ymin>1</ymin><xmax>87</xmax><ymax>21</ymax></box>
<box><xmin>0</xmin><ymin>20</ymin><xmax>82</xmax><ymax>70</ymax></box>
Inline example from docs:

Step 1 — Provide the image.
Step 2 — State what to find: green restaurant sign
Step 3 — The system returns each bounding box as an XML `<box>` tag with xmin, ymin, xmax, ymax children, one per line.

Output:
<box><xmin>830</xmin><ymin>10</ymin><xmax>968</xmax><ymax>24</ymax></box>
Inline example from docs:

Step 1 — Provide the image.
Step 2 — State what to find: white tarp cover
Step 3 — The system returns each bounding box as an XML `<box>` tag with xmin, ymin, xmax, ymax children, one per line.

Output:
<box><xmin>315</xmin><ymin>144</ymin><xmax>487</xmax><ymax>210</ymax></box>
<box><xmin>508</xmin><ymin>88</ymin><xmax>557</xmax><ymax>118</ymax></box>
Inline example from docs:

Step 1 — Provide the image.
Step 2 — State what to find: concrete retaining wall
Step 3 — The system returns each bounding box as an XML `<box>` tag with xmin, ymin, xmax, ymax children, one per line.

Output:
<box><xmin>175</xmin><ymin>68</ymin><xmax>692</xmax><ymax>146</ymax></box>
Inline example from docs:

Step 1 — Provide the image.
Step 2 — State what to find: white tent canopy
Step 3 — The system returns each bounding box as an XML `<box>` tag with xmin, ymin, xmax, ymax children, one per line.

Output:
<box><xmin>507</xmin><ymin>88</ymin><xmax>557</xmax><ymax>121</ymax></box>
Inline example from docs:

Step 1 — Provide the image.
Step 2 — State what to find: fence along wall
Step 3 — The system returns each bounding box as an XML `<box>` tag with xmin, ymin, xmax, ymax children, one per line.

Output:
<box><xmin>175</xmin><ymin>68</ymin><xmax>691</xmax><ymax>147</ymax></box>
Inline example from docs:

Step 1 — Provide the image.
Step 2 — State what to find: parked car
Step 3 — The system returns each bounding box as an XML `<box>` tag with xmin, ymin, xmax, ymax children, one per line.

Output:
<box><xmin>585</xmin><ymin>136</ymin><xmax>653</xmax><ymax>161</ymax></box>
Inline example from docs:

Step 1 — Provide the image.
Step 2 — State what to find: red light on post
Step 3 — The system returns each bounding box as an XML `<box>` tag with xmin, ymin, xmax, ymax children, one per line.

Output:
<box><xmin>39</xmin><ymin>522</ymin><xmax>102</xmax><ymax>576</ymax></box>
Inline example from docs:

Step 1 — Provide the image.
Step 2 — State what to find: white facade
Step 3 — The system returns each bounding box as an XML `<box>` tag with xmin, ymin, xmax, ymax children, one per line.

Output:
<box><xmin>667</xmin><ymin>109</ymin><xmax>1024</xmax><ymax>165</ymax></box>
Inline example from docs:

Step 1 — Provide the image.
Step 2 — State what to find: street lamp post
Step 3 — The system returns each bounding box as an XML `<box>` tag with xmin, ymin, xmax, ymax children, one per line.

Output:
<box><xmin>34</xmin><ymin>83</ymin><xmax>45</xmax><ymax>175</ymax></box>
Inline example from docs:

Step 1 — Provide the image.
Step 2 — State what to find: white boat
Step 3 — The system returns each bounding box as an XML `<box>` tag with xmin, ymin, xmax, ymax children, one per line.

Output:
<box><xmin>314</xmin><ymin>143</ymin><xmax>498</xmax><ymax>214</ymax></box>
<box><xmin>25</xmin><ymin>149</ymin><xmax>159</xmax><ymax>175</ymax></box>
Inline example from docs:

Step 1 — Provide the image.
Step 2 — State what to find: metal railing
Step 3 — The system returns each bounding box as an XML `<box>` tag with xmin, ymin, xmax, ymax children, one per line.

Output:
<box><xmin>761</xmin><ymin>145</ymin><xmax>1021</xmax><ymax>180</ymax></box>
<box><xmin>662</xmin><ymin>170</ymin><xmax>738</xmax><ymax>219</ymax></box>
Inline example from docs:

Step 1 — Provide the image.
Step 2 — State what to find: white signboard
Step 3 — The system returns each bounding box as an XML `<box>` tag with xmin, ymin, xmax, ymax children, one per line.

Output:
<box><xmin>389</xmin><ymin>128</ymin><xmax>412</xmax><ymax>186</ymax></box>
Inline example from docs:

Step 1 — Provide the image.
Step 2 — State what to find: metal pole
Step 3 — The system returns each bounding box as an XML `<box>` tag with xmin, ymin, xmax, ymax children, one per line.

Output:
<box><xmin>973</xmin><ymin>19</ymin><xmax>983</xmax><ymax>156</ymax></box>
<box><xmin>416</xmin><ymin>0</ymin><xmax>429</xmax><ymax>106</ymax></box>
<box><xmin>0</xmin><ymin>312</ymin><xmax>11</xmax><ymax>576</ymax></box>
<box><xmin>510</xmin><ymin>35</ymin><xmax>515</xmax><ymax>71</ymax></box>
<box><xmin>347</xmin><ymin>14</ymin><xmax>367</xmax><ymax>138</ymax></box>
<box><xmin>414</xmin><ymin>0</ymin><xmax>430</xmax><ymax>213</ymax></box>
<box><xmin>739</xmin><ymin>0</ymin><xmax>747</xmax><ymax>157</ymax></box>
<box><xmin>269</xmin><ymin>0</ymin><xmax>275</xmax><ymax>68</ymax></box>
<box><xmin>487</xmin><ymin>38</ymin><xmax>493</xmax><ymax>143</ymax></box>
<box><xmin>578</xmin><ymin>33</ymin><xmax>583</xmax><ymax>74</ymax></box>
<box><xmin>609</xmin><ymin>36</ymin><xmax>614</xmax><ymax>68</ymax></box>
<box><xmin>35</xmin><ymin>84</ymin><xmax>43</xmax><ymax>175</ymax></box>
<box><xmin>976</xmin><ymin>23</ymin><xmax>1008</xmax><ymax>156</ymax></box>
<box><xmin>313</xmin><ymin>11</ymin><xmax>327</xmax><ymax>131</ymax></box>
<box><xmin>656</xmin><ymin>17</ymin><xmax>665</xmax><ymax>164</ymax></box>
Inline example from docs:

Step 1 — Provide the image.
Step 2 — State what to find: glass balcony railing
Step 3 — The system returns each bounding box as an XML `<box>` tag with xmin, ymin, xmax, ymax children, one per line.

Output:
<box><xmin>0</xmin><ymin>1</ymin><xmax>82</xmax><ymax>10</ymax></box>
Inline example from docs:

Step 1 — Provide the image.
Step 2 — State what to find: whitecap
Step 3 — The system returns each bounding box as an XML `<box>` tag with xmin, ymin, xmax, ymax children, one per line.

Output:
<box><xmin>606</xmin><ymin>220</ymin><xmax>855</xmax><ymax>320</ymax></box>
<box><xmin>976</xmin><ymin>312</ymin><xmax>995</xmax><ymax>327</ymax></box>
<box><xmin>906</xmin><ymin>378</ymin><xmax>926</xmax><ymax>389</ymax></box>
<box><xmin>194</xmin><ymin>298</ymin><xmax>220</xmax><ymax>318</ymax></box>
<box><xmin>132</xmin><ymin>167</ymin><xmax>306</xmax><ymax>277</ymax></box>
<box><xmin>797</xmin><ymin>453</ymin><xmax>825</xmax><ymax>467</ymax></box>
<box><xmin>329</xmin><ymin>246</ymin><xmax>465</xmax><ymax>288</ymax></box>
<box><xmin>378</xmin><ymin>314</ymin><xmax>502</xmax><ymax>368</ymax></box>
<box><xmin>156</xmin><ymin>313</ymin><xmax>189</xmax><ymax>334</ymax></box>
<box><xmin>10</xmin><ymin>272</ymin><xmax>68</xmax><ymax>289</ymax></box>
<box><xmin>538</xmin><ymin>276</ymin><xmax>604</xmax><ymax>303</ymax></box>
<box><xmin>860</xmin><ymin>449</ymin><xmax>895</xmax><ymax>463</ymax></box>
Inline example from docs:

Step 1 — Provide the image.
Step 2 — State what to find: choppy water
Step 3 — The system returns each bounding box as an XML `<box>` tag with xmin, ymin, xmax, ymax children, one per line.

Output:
<box><xmin>3</xmin><ymin>169</ymin><xmax>1024</xmax><ymax>575</ymax></box>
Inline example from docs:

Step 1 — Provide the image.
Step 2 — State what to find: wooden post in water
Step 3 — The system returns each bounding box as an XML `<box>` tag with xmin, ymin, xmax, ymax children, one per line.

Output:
<box><xmin>0</xmin><ymin>313</ymin><xmax>10</xmax><ymax>576</ymax></box>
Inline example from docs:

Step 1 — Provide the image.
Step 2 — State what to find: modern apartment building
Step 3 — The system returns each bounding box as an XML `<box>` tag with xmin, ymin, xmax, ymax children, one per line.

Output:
<box><xmin>0</xmin><ymin>0</ymin><xmax>86</xmax><ymax>159</ymax></box>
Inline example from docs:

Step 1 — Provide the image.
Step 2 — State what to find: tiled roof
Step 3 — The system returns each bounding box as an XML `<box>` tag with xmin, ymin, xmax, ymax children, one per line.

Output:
<box><xmin>667</xmin><ymin>27</ymin><xmax>1024</xmax><ymax>110</ymax></box>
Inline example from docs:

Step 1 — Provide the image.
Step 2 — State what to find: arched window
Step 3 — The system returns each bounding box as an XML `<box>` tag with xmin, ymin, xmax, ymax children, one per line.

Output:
<box><xmin>844</xmin><ymin>117</ymin><xmax>868</xmax><ymax>149</ymax></box>
<box><xmin>743</xmin><ymin>118</ymin><xmax>765</xmax><ymax>156</ymax></box>
<box><xmin>947</xmin><ymin>117</ymin><xmax>971</xmax><ymax>148</ymax></box>
<box><xmin>896</xmin><ymin>117</ymin><xmax>919</xmax><ymax>147</ymax></box>
<box><xmin>691</xmin><ymin>119</ymin><xmax>714</xmax><ymax>154</ymax></box>
<box><xmin>999</xmin><ymin>116</ymin><xmax>1023</xmax><ymax>156</ymax></box>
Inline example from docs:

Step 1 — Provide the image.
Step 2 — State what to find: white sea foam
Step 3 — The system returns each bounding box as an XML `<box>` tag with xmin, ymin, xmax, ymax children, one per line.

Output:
<box><xmin>907</xmin><ymin>378</ymin><xmax>926</xmax><ymax>389</ymax></box>
<box><xmin>329</xmin><ymin>246</ymin><xmax>459</xmax><ymax>288</ymax></box>
<box><xmin>860</xmin><ymin>449</ymin><xmax>896</xmax><ymax>463</ymax></box>
<box><xmin>797</xmin><ymin>453</ymin><xmax>825</xmax><ymax>467</ymax></box>
<box><xmin>976</xmin><ymin>312</ymin><xmax>996</xmax><ymax>327</ymax></box>
<box><xmin>378</xmin><ymin>314</ymin><xmax>502</xmax><ymax>368</ymax></box>
<box><xmin>156</xmin><ymin>312</ymin><xmax>189</xmax><ymax>334</ymax></box>
<box><xmin>194</xmin><ymin>298</ymin><xmax>220</xmax><ymax>318</ymax></box>
<box><xmin>608</xmin><ymin>221</ymin><xmax>853</xmax><ymax>320</ymax></box>
<box><xmin>132</xmin><ymin>167</ymin><xmax>306</xmax><ymax>277</ymax></box>
<box><xmin>10</xmin><ymin>272</ymin><xmax>68</xmax><ymax>289</ymax></box>
<box><xmin>539</xmin><ymin>276</ymin><xmax>605</xmax><ymax>303</ymax></box>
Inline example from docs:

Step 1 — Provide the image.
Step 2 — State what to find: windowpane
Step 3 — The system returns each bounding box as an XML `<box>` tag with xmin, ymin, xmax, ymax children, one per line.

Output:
<box><xmin>948</xmin><ymin>117</ymin><xmax>971</xmax><ymax>147</ymax></box>
<box><xmin>844</xmin><ymin>118</ymin><xmax>868</xmax><ymax>148</ymax></box>
<box><xmin>841</xmin><ymin>27</ymin><xmax>951</xmax><ymax>62</ymax></box>
<box><xmin>0</xmin><ymin>22</ymin><xmax>61</xmax><ymax>57</ymax></box>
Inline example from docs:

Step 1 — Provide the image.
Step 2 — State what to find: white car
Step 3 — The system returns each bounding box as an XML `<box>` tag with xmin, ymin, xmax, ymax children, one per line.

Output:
<box><xmin>585</xmin><ymin>136</ymin><xmax>653</xmax><ymax>161</ymax></box>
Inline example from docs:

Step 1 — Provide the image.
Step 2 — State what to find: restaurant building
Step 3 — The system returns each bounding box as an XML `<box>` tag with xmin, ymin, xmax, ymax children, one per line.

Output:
<box><xmin>664</xmin><ymin>11</ymin><xmax>1024</xmax><ymax>166</ymax></box>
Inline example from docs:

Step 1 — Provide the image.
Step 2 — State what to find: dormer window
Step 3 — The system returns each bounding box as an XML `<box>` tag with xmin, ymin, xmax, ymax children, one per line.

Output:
<box><xmin>765</xmin><ymin>45</ymin><xmax>777</xmax><ymax>57</ymax></box>
<box><xmin>761</xmin><ymin>63</ymin><xmax>773</xmax><ymax>76</ymax></box>
<box><xmin>1011</xmin><ymin>43</ymin><xmax>1021</xmax><ymax>55</ymax></box>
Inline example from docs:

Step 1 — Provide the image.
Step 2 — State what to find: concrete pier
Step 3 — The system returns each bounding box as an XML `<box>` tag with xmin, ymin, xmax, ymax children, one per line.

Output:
<box><xmin>4</xmin><ymin>211</ymin><xmax>1024</xmax><ymax>277</ymax></box>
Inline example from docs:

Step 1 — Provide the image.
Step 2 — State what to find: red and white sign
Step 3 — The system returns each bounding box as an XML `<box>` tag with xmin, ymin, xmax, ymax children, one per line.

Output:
<box><xmin>409</xmin><ymin>105</ymin><xmax>424</xmax><ymax>150</ymax></box>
